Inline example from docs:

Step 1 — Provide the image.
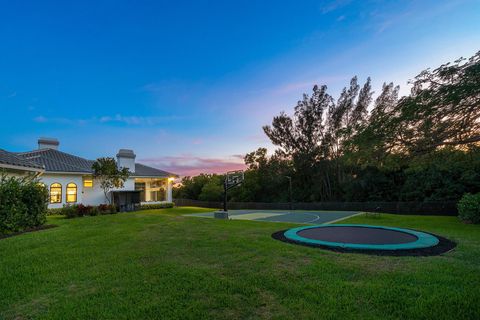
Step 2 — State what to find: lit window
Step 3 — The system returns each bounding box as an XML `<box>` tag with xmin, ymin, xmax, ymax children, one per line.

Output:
<box><xmin>83</xmin><ymin>178</ymin><xmax>93</xmax><ymax>188</ymax></box>
<box><xmin>50</xmin><ymin>183</ymin><xmax>62</xmax><ymax>203</ymax></box>
<box><xmin>66</xmin><ymin>183</ymin><xmax>77</xmax><ymax>203</ymax></box>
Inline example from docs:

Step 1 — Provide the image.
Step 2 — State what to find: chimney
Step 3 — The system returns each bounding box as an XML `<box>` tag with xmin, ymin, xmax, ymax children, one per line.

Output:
<box><xmin>116</xmin><ymin>149</ymin><xmax>136</xmax><ymax>173</ymax></box>
<box><xmin>38</xmin><ymin>138</ymin><xmax>59</xmax><ymax>150</ymax></box>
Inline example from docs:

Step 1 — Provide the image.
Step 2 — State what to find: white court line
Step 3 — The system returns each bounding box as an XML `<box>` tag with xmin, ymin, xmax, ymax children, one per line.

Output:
<box><xmin>302</xmin><ymin>213</ymin><xmax>321</xmax><ymax>223</ymax></box>
<box><xmin>324</xmin><ymin>212</ymin><xmax>364</xmax><ymax>224</ymax></box>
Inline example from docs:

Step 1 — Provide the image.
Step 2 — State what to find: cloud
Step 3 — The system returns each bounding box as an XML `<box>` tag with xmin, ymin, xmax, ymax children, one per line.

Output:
<box><xmin>33</xmin><ymin>116</ymin><xmax>48</xmax><ymax>123</ymax></box>
<box><xmin>320</xmin><ymin>0</ymin><xmax>352</xmax><ymax>14</ymax></box>
<box><xmin>138</xmin><ymin>155</ymin><xmax>247</xmax><ymax>177</ymax></box>
<box><xmin>370</xmin><ymin>0</ymin><xmax>466</xmax><ymax>34</ymax></box>
<box><xmin>33</xmin><ymin>114</ymin><xmax>178</xmax><ymax>126</ymax></box>
<box><xmin>191</xmin><ymin>138</ymin><xmax>204</xmax><ymax>145</ymax></box>
<box><xmin>99</xmin><ymin>114</ymin><xmax>179</xmax><ymax>125</ymax></box>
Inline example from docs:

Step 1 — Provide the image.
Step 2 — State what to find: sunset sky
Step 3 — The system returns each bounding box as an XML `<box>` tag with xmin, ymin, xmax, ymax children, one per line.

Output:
<box><xmin>1</xmin><ymin>0</ymin><xmax>479</xmax><ymax>176</ymax></box>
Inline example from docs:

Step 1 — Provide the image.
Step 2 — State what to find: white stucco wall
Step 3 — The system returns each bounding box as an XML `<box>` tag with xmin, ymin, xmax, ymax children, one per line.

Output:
<box><xmin>77</xmin><ymin>177</ymin><xmax>136</xmax><ymax>206</ymax></box>
<box><xmin>37</xmin><ymin>174</ymin><xmax>169</xmax><ymax>208</ymax></box>
<box><xmin>38</xmin><ymin>173</ymin><xmax>84</xmax><ymax>209</ymax></box>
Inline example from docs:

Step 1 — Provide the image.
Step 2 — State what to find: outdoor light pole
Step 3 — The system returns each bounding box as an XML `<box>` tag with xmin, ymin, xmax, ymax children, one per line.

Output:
<box><xmin>223</xmin><ymin>179</ymin><xmax>228</xmax><ymax>212</ymax></box>
<box><xmin>285</xmin><ymin>176</ymin><xmax>293</xmax><ymax>211</ymax></box>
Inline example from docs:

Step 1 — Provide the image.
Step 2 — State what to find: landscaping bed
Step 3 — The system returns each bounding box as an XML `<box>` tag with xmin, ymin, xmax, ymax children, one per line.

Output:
<box><xmin>0</xmin><ymin>224</ymin><xmax>57</xmax><ymax>240</ymax></box>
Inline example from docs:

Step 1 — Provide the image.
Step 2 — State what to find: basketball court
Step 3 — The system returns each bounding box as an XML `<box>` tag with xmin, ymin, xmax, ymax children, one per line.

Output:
<box><xmin>187</xmin><ymin>209</ymin><xmax>361</xmax><ymax>224</ymax></box>
<box><xmin>186</xmin><ymin>171</ymin><xmax>361</xmax><ymax>225</ymax></box>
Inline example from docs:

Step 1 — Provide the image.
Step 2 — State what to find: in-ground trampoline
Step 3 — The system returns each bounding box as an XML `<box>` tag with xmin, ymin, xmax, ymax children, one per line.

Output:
<box><xmin>272</xmin><ymin>224</ymin><xmax>456</xmax><ymax>256</ymax></box>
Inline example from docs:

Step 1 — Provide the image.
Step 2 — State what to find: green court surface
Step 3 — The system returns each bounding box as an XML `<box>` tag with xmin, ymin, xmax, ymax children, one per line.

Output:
<box><xmin>187</xmin><ymin>209</ymin><xmax>361</xmax><ymax>224</ymax></box>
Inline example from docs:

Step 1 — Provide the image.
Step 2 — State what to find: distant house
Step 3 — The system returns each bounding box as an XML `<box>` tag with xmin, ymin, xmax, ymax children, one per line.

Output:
<box><xmin>0</xmin><ymin>138</ymin><xmax>177</xmax><ymax>209</ymax></box>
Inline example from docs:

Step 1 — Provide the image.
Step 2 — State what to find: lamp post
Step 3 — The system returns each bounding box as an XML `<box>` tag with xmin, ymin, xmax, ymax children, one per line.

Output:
<box><xmin>285</xmin><ymin>176</ymin><xmax>293</xmax><ymax>211</ymax></box>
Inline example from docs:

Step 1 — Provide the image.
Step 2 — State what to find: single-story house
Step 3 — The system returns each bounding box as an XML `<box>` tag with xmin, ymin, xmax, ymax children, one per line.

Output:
<box><xmin>0</xmin><ymin>138</ymin><xmax>177</xmax><ymax>209</ymax></box>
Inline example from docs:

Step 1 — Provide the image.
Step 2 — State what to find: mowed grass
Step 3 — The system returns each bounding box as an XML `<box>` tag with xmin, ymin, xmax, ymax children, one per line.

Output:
<box><xmin>1</xmin><ymin>207</ymin><xmax>479</xmax><ymax>319</ymax></box>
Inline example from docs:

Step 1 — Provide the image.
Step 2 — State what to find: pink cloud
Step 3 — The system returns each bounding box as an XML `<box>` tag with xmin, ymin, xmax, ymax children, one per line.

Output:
<box><xmin>138</xmin><ymin>155</ymin><xmax>247</xmax><ymax>177</ymax></box>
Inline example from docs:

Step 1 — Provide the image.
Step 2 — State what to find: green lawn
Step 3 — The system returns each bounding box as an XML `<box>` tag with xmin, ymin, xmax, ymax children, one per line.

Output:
<box><xmin>1</xmin><ymin>207</ymin><xmax>479</xmax><ymax>319</ymax></box>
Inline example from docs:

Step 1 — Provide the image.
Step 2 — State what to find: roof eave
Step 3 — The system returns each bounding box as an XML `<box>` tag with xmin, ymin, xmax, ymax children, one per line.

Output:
<box><xmin>42</xmin><ymin>171</ymin><xmax>92</xmax><ymax>175</ymax></box>
<box><xmin>131</xmin><ymin>175</ymin><xmax>171</xmax><ymax>178</ymax></box>
<box><xmin>0</xmin><ymin>163</ymin><xmax>45</xmax><ymax>173</ymax></box>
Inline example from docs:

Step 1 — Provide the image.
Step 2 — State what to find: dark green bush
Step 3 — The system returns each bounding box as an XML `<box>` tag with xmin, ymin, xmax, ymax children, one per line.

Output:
<box><xmin>458</xmin><ymin>193</ymin><xmax>480</xmax><ymax>224</ymax></box>
<box><xmin>97</xmin><ymin>204</ymin><xmax>116</xmax><ymax>214</ymax></box>
<box><xmin>139</xmin><ymin>202</ymin><xmax>174</xmax><ymax>210</ymax></box>
<box><xmin>89</xmin><ymin>206</ymin><xmax>100</xmax><ymax>216</ymax></box>
<box><xmin>62</xmin><ymin>205</ymin><xmax>79</xmax><ymax>219</ymax></box>
<box><xmin>47</xmin><ymin>208</ymin><xmax>64</xmax><ymax>216</ymax></box>
<box><xmin>0</xmin><ymin>174</ymin><xmax>49</xmax><ymax>234</ymax></box>
<box><xmin>76</xmin><ymin>204</ymin><xmax>93</xmax><ymax>216</ymax></box>
<box><xmin>58</xmin><ymin>203</ymin><xmax>117</xmax><ymax>218</ymax></box>
<box><xmin>109</xmin><ymin>204</ymin><xmax>117</xmax><ymax>214</ymax></box>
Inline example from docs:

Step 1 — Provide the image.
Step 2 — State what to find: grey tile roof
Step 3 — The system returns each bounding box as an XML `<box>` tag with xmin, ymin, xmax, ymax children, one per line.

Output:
<box><xmin>16</xmin><ymin>149</ymin><xmax>95</xmax><ymax>173</ymax></box>
<box><xmin>0</xmin><ymin>149</ymin><xmax>45</xmax><ymax>171</ymax></box>
<box><xmin>133</xmin><ymin>163</ymin><xmax>177</xmax><ymax>178</ymax></box>
<box><xmin>14</xmin><ymin>148</ymin><xmax>176</xmax><ymax>177</ymax></box>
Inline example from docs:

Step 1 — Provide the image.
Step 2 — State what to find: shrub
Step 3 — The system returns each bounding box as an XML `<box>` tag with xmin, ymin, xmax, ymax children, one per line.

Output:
<box><xmin>62</xmin><ymin>205</ymin><xmax>79</xmax><ymax>219</ymax></box>
<box><xmin>98</xmin><ymin>204</ymin><xmax>110</xmax><ymax>214</ymax></box>
<box><xmin>458</xmin><ymin>193</ymin><xmax>480</xmax><ymax>224</ymax></box>
<box><xmin>47</xmin><ymin>208</ymin><xmax>64</xmax><ymax>216</ymax></box>
<box><xmin>54</xmin><ymin>203</ymin><xmax>118</xmax><ymax>218</ymax></box>
<box><xmin>139</xmin><ymin>202</ymin><xmax>174</xmax><ymax>210</ymax></box>
<box><xmin>89</xmin><ymin>206</ymin><xmax>100</xmax><ymax>216</ymax></box>
<box><xmin>0</xmin><ymin>174</ymin><xmax>49</xmax><ymax>234</ymax></box>
<box><xmin>109</xmin><ymin>204</ymin><xmax>117</xmax><ymax>214</ymax></box>
<box><xmin>76</xmin><ymin>204</ymin><xmax>93</xmax><ymax>216</ymax></box>
<box><xmin>98</xmin><ymin>204</ymin><xmax>117</xmax><ymax>214</ymax></box>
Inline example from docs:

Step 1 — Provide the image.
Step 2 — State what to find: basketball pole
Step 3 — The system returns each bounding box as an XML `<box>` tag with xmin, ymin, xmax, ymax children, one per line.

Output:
<box><xmin>222</xmin><ymin>170</ymin><xmax>244</xmax><ymax>213</ymax></box>
<box><xmin>285</xmin><ymin>176</ymin><xmax>293</xmax><ymax>213</ymax></box>
<box><xmin>223</xmin><ymin>179</ymin><xmax>228</xmax><ymax>212</ymax></box>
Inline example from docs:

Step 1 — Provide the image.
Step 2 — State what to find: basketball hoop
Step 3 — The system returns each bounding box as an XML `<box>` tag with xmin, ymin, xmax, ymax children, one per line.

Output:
<box><xmin>216</xmin><ymin>170</ymin><xmax>245</xmax><ymax>216</ymax></box>
<box><xmin>226</xmin><ymin>170</ymin><xmax>244</xmax><ymax>188</ymax></box>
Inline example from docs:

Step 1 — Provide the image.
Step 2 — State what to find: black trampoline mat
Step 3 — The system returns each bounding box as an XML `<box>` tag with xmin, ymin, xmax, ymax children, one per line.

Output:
<box><xmin>297</xmin><ymin>226</ymin><xmax>418</xmax><ymax>245</ymax></box>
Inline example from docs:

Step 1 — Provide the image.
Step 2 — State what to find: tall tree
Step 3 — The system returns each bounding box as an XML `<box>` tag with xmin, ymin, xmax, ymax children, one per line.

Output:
<box><xmin>394</xmin><ymin>51</ymin><xmax>480</xmax><ymax>154</ymax></box>
<box><xmin>347</xmin><ymin>82</ymin><xmax>400</xmax><ymax>167</ymax></box>
<box><xmin>92</xmin><ymin>157</ymin><xmax>130</xmax><ymax>204</ymax></box>
<box><xmin>323</xmin><ymin>76</ymin><xmax>373</xmax><ymax>160</ymax></box>
<box><xmin>263</xmin><ymin>85</ymin><xmax>334</xmax><ymax>200</ymax></box>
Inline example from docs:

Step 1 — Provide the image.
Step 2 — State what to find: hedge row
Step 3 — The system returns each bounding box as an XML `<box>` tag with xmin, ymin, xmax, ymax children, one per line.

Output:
<box><xmin>49</xmin><ymin>204</ymin><xmax>117</xmax><ymax>218</ymax></box>
<box><xmin>0</xmin><ymin>174</ymin><xmax>49</xmax><ymax>234</ymax></box>
<box><xmin>138</xmin><ymin>202</ymin><xmax>174</xmax><ymax>210</ymax></box>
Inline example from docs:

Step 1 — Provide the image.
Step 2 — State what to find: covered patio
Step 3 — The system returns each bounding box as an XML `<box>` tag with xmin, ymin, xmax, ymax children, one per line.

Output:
<box><xmin>134</xmin><ymin>177</ymin><xmax>174</xmax><ymax>204</ymax></box>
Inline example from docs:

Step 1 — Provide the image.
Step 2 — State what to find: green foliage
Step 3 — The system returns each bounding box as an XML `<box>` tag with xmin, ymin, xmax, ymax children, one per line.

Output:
<box><xmin>173</xmin><ymin>174</ymin><xmax>215</xmax><ymax>200</ymax></box>
<box><xmin>89</xmin><ymin>206</ymin><xmax>100</xmax><ymax>216</ymax></box>
<box><xmin>92</xmin><ymin>157</ymin><xmax>130</xmax><ymax>204</ymax></box>
<box><xmin>198</xmin><ymin>176</ymin><xmax>223</xmax><ymax>201</ymax></box>
<box><xmin>58</xmin><ymin>204</ymin><xmax>117</xmax><ymax>218</ymax></box>
<box><xmin>47</xmin><ymin>208</ymin><xmax>64</xmax><ymax>216</ymax></box>
<box><xmin>139</xmin><ymin>202</ymin><xmax>174</xmax><ymax>210</ymax></box>
<box><xmin>62</xmin><ymin>204</ymin><xmax>79</xmax><ymax>219</ymax></box>
<box><xmin>458</xmin><ymin>193</ymin><xmax>480</xmax><ymax>224</ymax></box>
<box><xmin>174</xmin><ymin>52</ymin><xmax>480</xmax><ymax>204</ymax></box>
<box><xmin>98</xmin><ymin>203</ymin><xmax>117</xmax><ymax>214</ymax></box>
<box><xmin>0</xmin><ymin>174</ymin><xmax>48</xmax><ymax>234</ymax></box>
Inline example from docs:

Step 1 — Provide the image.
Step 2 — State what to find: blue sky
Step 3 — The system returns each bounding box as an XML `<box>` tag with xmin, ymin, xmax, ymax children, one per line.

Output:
<box><xmin>1</xmin><ymin>0</ymin><xmax>479</xmax><ymax>176</ymax></box>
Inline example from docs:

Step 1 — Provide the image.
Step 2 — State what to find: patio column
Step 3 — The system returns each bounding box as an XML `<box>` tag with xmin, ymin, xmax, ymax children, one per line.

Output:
<box><xmin>167</xmin><ymin>178</ymin><xmax>173</xmax><ymax>202</ymax></box>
